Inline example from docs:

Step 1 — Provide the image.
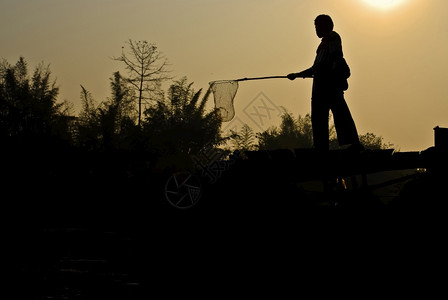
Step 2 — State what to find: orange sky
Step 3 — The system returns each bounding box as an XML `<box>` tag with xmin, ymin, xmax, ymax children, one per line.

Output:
<box><xmin>1</xmin><ymin>0</ymin><xmax>447</xmax><ymax>151</ymax></box>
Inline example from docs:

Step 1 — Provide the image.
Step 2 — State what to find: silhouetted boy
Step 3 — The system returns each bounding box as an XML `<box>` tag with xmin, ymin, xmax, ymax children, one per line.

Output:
<box><xmin>288</xmin><ymin>14</ymin><xmax>363</xmax><ymax>152</ymax></box>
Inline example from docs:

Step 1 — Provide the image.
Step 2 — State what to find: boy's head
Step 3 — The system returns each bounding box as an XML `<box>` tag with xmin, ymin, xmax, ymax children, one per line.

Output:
<box><xmin>314</xmin><ymin>14</ymin><xmax>334</xmax><ymax>38</ymax></box>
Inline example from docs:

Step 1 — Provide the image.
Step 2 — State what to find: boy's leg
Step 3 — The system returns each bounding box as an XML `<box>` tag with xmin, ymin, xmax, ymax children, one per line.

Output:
<box><xmin>311</xmin><ymin>97</ymin><xmax>330</xmax><ymax>151</ymax></box>
<box><xmin>331</xmin><ymin>93</ymin><xmax>360</xmax><ymax>147</ymax></box>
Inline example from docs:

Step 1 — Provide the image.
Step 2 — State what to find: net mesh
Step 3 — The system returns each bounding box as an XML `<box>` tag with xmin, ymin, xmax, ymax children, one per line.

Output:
<box><xmin>209</xmin><ymin>80</ymin><xmax>239</xmax><ymax>122</ymax></box>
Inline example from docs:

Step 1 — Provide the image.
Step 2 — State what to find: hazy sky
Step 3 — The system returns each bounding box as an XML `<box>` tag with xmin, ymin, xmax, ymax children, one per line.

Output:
<box><xmin>1</xmin><ymin>0</ymin><xmax>447</xmax><ymax>151</ymax></box>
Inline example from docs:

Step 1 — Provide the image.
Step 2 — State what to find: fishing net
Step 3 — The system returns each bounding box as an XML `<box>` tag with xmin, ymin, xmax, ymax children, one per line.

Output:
<box><xmin>209</xmin><ymin>80</ymin><xmax>239</xmax><ymax>122</ymax></box>
<box><xmin>209</xmin><ymin>76</ymin><xmax>286</xmax><ymax>122</ymax></box>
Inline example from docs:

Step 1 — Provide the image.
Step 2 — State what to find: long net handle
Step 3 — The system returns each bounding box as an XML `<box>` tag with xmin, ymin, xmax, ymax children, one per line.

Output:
<box><xmin>236</xmin><ymin>76</ymin><xmax>287</xmax><ymax>82</ymax></box>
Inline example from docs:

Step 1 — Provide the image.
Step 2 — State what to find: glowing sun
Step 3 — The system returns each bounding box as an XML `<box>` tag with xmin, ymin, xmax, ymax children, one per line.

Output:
<box><xmin>363</xmin><ymin>0</ymin><xmax>405</xmax><ymax>9</ymax></box>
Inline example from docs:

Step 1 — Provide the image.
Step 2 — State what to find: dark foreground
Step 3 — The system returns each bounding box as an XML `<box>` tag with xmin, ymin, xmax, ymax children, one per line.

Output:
<box><xmin>4</xmin><ymin>148</ymin><xmax>446</xmax><ymax>299</ymax></box>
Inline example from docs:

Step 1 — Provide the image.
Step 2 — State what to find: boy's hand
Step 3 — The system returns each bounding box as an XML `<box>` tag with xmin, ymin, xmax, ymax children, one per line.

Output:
<box><xmin>287</xmin><ymin>73</ymin><xmax>297</xmax><ymax>80</ymax></box>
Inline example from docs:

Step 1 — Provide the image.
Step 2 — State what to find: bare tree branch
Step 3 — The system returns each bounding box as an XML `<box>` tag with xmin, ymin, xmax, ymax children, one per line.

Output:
<box><xmin>112</xmin><ymin>39</ymin><xmax>172</xmax><ymax>126</ymax></box>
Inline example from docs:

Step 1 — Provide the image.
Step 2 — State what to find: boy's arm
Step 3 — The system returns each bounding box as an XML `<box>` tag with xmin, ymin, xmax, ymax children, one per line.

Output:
<box><xmin>287</xmin><ymin>67</ymin><xmax>314</xmax><ymax>80</ymax></box>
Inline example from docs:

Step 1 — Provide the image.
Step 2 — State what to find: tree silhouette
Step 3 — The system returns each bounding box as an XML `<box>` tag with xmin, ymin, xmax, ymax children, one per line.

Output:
<box><xmin>230</xmin><ymin>124</ymin><xmax>256</xmax><ymax>153</ymax></box>
<box><xmin>0</xmin><ymin>57</ymin><xmax>69</xmax><ymax>141</ymax></box>
<box><xmin>142</xmin><ymin>77</ymin><xmax>223</xmax><ymax>170</ymax></box>
<box><xmin>257</xmin><ymin>112</ymin><xmax>316</xmax><ymax>150</ymax></box>
<box><xmin>113</xmin><ymin>40</ymin><xmax>171</xmax><ymax>126</ymax></box>
<box><xmin>77</xmin><ymin>72</ymin><xmax>138</xmax><ymax>151</ymax></box>
<box><xmin>359</xmin><ymin>132</ymin><xmax>394</xmax><ymax>150</ymax></box>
